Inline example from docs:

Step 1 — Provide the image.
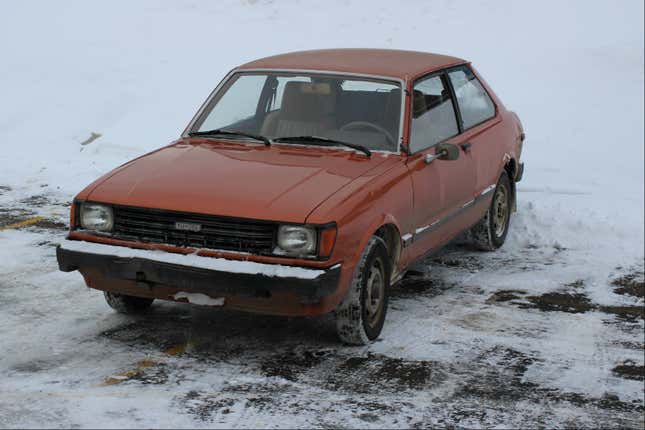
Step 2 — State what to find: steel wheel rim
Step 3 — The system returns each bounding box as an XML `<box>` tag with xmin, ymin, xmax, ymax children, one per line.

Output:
<box><xmin>493</xmin><ymin>183</ymin><xmax>509</xmax><ymax>237</ymax></box>
<box><xmin>365</xmin><ymin>257</ymin><xmax>385</xmax><ymax>328</ymax></box>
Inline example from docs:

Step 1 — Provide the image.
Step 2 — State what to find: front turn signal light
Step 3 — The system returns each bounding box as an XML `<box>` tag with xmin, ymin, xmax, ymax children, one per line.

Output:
<box><xmin>318</xmin><ymin>226</ymin><xmax>337</xmax><ymax>258</ymax></box>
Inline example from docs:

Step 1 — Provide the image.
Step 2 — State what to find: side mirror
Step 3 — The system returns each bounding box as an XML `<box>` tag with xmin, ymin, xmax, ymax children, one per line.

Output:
<box><xmin>435</xmin><ymin>143</ymin><xmax>460</xmax><ymax>160</ymax></box>
<box><xmin>424</xmin><ymin>143</ymin><xmax>460</xmax><ymax>164</ymax></box>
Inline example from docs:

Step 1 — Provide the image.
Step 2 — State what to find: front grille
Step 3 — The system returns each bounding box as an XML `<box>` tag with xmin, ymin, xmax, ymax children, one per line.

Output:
<box><xmin>111</xmin><ymin>205</ymin><xmax>276</xmax><ymax>254</ymax></box>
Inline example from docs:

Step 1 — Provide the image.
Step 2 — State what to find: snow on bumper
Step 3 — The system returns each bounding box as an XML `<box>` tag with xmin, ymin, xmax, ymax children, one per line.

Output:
<box><xmin>57</xmin><ymin>239</ymin><xmax>341</xmax><ymax>303</ymax></box>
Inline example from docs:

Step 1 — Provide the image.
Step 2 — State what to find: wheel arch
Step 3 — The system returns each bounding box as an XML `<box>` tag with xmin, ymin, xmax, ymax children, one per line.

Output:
<box><xmin>502</xmin><ymin>155</ymin><xmax>518</xmax><ymax>212</ymax></box>
<box><xmin>374</xmin><ymin>223</ymin><xmax>402</xmax><ymax>281</ymax></box>
<box><xmin>355</xmin><ymin>215</ymin><xmax>404</xmax><ymax>283</ymax></box>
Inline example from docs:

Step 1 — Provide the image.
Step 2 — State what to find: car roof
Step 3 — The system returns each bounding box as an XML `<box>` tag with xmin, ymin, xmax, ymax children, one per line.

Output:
<box><xmin>237</xmin><ymin>49</ymin><xmax>467</xmax><ymax>81</ymax></box>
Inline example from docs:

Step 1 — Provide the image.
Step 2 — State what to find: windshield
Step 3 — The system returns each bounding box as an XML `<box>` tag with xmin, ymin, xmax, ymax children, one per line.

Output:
<box><xmin>190</xmin><ymin>72</ymin><xmax>402</xmax><ymax>152</ymax></box>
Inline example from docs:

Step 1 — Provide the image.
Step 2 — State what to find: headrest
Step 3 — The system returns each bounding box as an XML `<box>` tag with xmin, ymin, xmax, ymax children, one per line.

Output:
<box><xmin>412</xmin><ymin>89</ymin><xmax>427</xmax><ymax>118</ymax></box>
<box><xmin>280</xmin><ymin>81</ymin><xmax>335</xmax><ymax>119</ymax></box>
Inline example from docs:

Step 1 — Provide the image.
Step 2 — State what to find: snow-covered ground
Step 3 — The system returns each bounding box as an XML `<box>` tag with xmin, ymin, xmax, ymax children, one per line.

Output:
<box><xmin>0</xmin><ymin>0</ymin><xmax>643</xmax><ymax>428</ymax></box>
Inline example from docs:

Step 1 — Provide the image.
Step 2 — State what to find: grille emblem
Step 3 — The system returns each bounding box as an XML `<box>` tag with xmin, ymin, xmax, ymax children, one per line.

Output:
<box><xmin>175</xmin><ymin>221</ymin><xmax>201</xmax><ymax>232</ymax></box>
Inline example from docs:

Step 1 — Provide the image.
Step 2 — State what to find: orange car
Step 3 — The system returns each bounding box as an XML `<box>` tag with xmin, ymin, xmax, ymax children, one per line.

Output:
<box><xmin>57</xmin><ymin>49</ymin><xmax>524</xmax><ymax>344</ymax></box>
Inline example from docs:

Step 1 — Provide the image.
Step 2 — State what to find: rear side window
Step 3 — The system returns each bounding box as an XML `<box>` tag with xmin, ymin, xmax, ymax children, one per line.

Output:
<box><xmin>409</xmin><ymin>75</ymin><xmax>459</xmax><ymax>153</ymax></box>
<box><xmin>447</xmin><ymin>66</ymin><xmax>495</xmax><ymax>129</ymax></box>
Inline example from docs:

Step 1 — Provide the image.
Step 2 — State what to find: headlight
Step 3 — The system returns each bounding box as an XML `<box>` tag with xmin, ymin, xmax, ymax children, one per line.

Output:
<box><xmin>80</xmin><ymin>203</ymin><xmax>114</xmax><ymax>232</ymax></box>
<box><xmin>276</xmin><ymin>225</ymin><xmax>317</xmax><ymax>256</ymax></box>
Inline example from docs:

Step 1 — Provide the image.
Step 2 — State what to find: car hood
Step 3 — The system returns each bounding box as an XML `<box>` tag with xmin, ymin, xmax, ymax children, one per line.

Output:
<box><xmin>86</xmin><ymin>139</ymin><xmax>394</xmax><ymax>223</ymax></box>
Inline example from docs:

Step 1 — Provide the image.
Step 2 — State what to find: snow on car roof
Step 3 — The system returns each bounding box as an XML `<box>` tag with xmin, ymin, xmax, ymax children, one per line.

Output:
<box><xmin>237</xmin><ymin>48</ymin><xmax>467</xmax><ymax>80</ymax></box>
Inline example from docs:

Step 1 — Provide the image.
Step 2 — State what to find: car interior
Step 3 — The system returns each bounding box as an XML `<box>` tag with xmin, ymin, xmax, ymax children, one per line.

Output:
<box><xmin>261</xmin><ymin>79</ymin><xmax>402</xmax><ymax>152</ymax></box>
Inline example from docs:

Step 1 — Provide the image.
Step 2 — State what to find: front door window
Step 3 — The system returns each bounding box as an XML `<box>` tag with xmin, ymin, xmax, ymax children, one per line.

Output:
<box><xmin>409</xmin><ymin>75</ymin><xmax>459</xmax><ymax>153</ymax></box>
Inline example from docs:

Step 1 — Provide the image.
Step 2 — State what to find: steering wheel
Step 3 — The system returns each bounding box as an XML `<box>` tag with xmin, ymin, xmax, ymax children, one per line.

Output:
<box><xmin>340</xmin><ymin>121</ymin><xmax>395</xmax><ymax>146</ymax></box>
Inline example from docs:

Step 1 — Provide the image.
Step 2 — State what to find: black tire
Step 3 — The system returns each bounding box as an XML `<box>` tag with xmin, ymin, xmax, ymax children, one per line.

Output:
<box><xmin>104</xmin><ymin>292</ymin><xmax>154</xmax><ymax>314</ymax></box>
<box><xmin>335</xmin><ymin>236</ymin><xmax>390</xmax><ymax>345</ymax></box>
<box><xmin>470</xmin><ymin>171</ymin><xmax>512</xmax><ymax>251</ymax></box>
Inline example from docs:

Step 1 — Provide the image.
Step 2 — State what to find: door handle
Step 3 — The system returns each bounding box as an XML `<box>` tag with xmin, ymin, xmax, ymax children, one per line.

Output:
<box><xmin>460</xmin><ymin>142</ymin><xmax>472</xmax><ymax>152</ymax></box>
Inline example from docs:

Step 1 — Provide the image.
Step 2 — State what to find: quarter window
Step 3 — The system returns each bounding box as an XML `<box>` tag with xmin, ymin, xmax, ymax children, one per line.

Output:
<box><xmin>447</xmin><ymin>66</ymin><xmax>495</xmax><ymax>129</ymax></box>
<box><xmin>409</xmin><ymin>75</ymin><xmax>459</xmax><ymax>153</ymax></box>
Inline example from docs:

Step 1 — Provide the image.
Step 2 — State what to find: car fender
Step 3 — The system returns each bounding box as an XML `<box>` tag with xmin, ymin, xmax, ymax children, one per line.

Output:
<box><xmin>353</xmin><ymin>212</ymin><xmax>404</xmax><ymax>266</ymax></box>
<box><xmin>313</xmin><ymin>211</ymin><xmax>406</xmax><ymax>315</ymax></box>
<box><xmin>306</xmin><ymin>160</ymin><xmax>413</xmax><ymax>307</ymax></box>
<box><xmin>494</xmin><ymin>109</ymin><xmax>522</xmax><ymax>181</ymax></box>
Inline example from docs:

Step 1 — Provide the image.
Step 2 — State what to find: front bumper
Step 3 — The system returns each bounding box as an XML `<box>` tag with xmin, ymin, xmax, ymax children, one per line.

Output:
<box><xmin>56</xmin><ymin>240</ymin><xmax>341</xmax><ymax>304</ymax></box>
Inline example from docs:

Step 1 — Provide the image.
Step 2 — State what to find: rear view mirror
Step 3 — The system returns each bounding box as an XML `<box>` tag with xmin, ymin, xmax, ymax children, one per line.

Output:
<box><xmin>436</xmin><ymin>143</ymin><xmax>460</xmax><ymax>160</ymax></box>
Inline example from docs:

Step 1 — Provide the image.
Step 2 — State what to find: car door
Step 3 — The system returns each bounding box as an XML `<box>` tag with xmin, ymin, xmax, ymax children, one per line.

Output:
<box><xmin>405</xmin><ymin>73</ymin><xmax>476</xmax><ymax>262</ymax></box>
<box><xmin>446</xmin><ymin>65</ymin><xmax>501</xmax><ymax>200</ymax></box>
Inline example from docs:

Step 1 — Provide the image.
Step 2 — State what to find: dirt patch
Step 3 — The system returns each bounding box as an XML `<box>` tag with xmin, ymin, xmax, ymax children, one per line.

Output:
<box><xmin>32</xmin><ymin>219</ymin><xmax>68</xmax><ymax>231</ymax></box>
<box><xmin>80</xmin><ymin>132</ymin><xmax>102</xmax><ymax>147</ymax></box>
<box><xmin>100</xmin><ymin>313</ymin><xmax>192</xmax><ymax>352</ymax></box>
<box><xmin>223</xmin><ymin>382</ymin><xmax>299</xmax><ymax>414</ymax></box>
<box><xmin>513</xmin><ymin>290</ymin><xmax>643</xmax><ymax>321</ymax></box>
<box><xmin>455</xmin><ymin>347</ymin><xmax>644</xmax><ymax>415</ymax></box>
<box><xmin>125</xmin><ymin>362</ymin><xmax>170</xmax><ymax>385</ymax></box>
<box><xmin>222</xmin><ymin>381</ymin><xmax>294</xmax><ymax>396</ymax></box>
<box><xmin>19</xmin><ymin>195</ymin><xmax>50</xmax><ymax>207</ymax></box>
<box><xmin>458</xmin><ymin>347</ymin><xmax>539</xmax><ymax>402</ymax></box>
<box><xmin>564</xmin><ymin>279</ymin><xmax>585</xmax><ymax>289</ymax></box>
<box><xmin>613</xmin><ymin>341</ymin><xmax>645</xmax><ymax>350</ymax></box>
<box><xmin>520</xmin><ymin>292</ymin><xmax>595</xmax><ymax>313</ymax></box>
<box><xmin>0</xmin><ymin>202</ymin><xmax>66</xmax><ymax>232</ymax></box>
<box><xmin>326</xmin><ymin>354</ymin><xmax>440</xmax><ymax>393</ymax></box>
<box><xmin>600</xmin><ymin>305</ymin><xmax>645</xmax><ymax>321</ymax></box>
<box><xmin>177</xmin><ymin>391</ymin><xmax>237</xmax><ymax>421</ymax></box>
<box><xmin>432</xmin><ymin>254</ymin><xmax>484</xmax><ymax>271</ymax></box>
<box><xmin>261</xmin><ymin>348</ymin><xmax>334</xmax><ymax>381</ymax></box>
<box><xmin>391</xmin><ymin>275</ymin><xmax>435</xmax><ymax>297</ymax></box>
<box><xmin>261</xmin><ymin>349</ymin><xmax>440</xmax><ymax>393</ymax></box>
<box><xmin>486</xmin><ymin>290</ymin><xmax>526</xmax><ymax>303</ymax></box>
<box><xmin>613</xmin><ymin>271</ymin><xmax>645</xmax><ymax>298</ymax></box>
<box><xmin>554</xmin><ymin>391</ymin><xmax>644</xmax><ymax>413</ymax></box>
<box><xmin>391</xmin><ymin>269</ymin><xmax>457</xmax><ymax>299</ymax></box>
<box><xmin>612</xmin><ymin>360</ymin><xmax>645</xmax><ymax>381</ymax></box>
<box><xmin>347</xmin><ymin>399</ymin><xmax>415</xmax><ymax>424</ymax></box>
<box><xmin>0</xmin><ymin>208</ymin><xmax>37</xmax><ymax>226</ymax></box>
<box><xmin>10</xmin><ymin>358</ymin><xmax>65</xmax><ymax>373</ymax></box>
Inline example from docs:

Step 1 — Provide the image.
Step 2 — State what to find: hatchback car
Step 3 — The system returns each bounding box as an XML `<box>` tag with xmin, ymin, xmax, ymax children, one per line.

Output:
<box><xmin>57</xmin><ymin>49</ymin><xmax>524</xmax><ymax>344</ymax></box>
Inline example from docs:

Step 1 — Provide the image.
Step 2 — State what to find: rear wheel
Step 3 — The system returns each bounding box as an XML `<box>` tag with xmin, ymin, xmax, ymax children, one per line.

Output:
<box><xmin>104</xmin><ymin>292</ymin><xmax>154</xmax><ymax>314</ymax></box>
<box><xmin>335</xmin><ymin>236</ymin><xmax>390</xmax><ymax>345</ymax></box>
<box><xmin>470</xmin><ymin>171</ymin><xmax>512</xmax><ymax>251</ymax></box>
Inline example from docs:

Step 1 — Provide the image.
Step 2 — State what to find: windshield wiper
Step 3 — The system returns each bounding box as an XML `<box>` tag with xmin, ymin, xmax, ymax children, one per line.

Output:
<box><xmin>188</xmin><ymin>128</ymin><xmax>271</xmax><ymax>146</ymax></box>
<box><xmin>272</xmin><ymin>135</ymin><xmax>371</xmax><ymax>157</ymax></box>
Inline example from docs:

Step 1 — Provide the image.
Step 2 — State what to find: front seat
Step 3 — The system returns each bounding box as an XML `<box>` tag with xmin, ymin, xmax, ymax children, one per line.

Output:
<box><xmin>261</xmin><ymin>81</ymin><xmax>336</xmax><ymax>137</ymax></box>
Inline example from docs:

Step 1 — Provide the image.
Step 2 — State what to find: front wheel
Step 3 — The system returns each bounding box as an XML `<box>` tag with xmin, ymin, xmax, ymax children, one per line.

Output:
<box><xmin>470</xmin><ymin>171</ymin><xmax>512</xmax><ymax>251</ymax></box>
<box><xmin>335</xmin><ymin>236</ymin><xmax>390</xmax><ymax>345</ymax></box>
